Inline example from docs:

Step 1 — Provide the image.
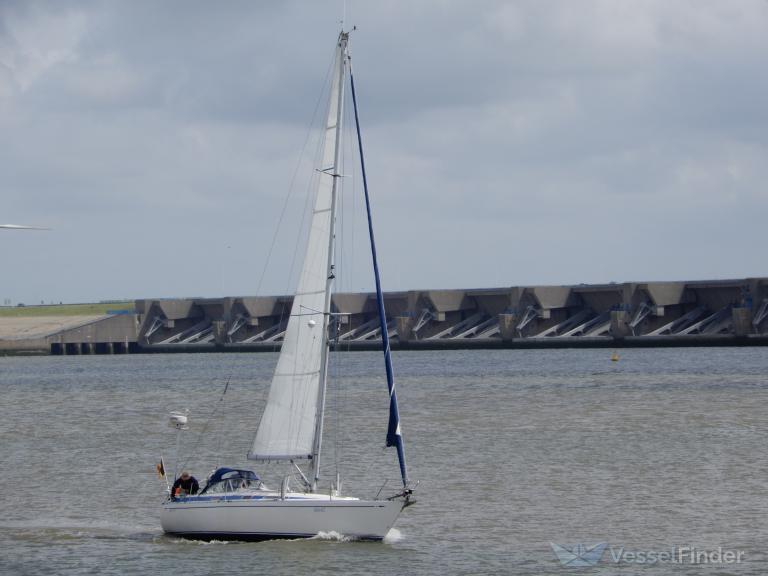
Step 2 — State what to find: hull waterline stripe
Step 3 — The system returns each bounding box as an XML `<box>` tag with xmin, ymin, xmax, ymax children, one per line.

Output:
<box><xmin>164</xmin><ymin>531</ymin><xmax>384</xmax><ymax>542</ymax></box>
<box><xmin>164</xmin><ymin>504</ymin><xmax>387</xmax><ymax>510</ymax></box>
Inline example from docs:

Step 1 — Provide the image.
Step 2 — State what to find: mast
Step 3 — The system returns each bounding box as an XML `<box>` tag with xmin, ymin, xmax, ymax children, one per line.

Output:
<box><xmin>349</xmin><ymin>60</ymin><xmax>410</xmax><ymax>487</ymax></box>
<box><xmin>309</xmin><ymin>31</ymin><xmax>349</xmax><ymax>491</ymax></box>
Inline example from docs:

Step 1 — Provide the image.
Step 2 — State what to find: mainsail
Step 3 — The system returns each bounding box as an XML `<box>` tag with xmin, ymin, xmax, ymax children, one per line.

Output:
<box><xmin>249</xmin><ymin>34</ymin><xmax>348</xmax><ymax>462</ymax></box>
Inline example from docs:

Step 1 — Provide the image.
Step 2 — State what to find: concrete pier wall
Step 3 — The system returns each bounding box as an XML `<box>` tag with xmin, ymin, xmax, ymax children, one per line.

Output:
<box><xmin>0</xmin><ymin>314</ymin><xmax>139</xmax><ymax>355</ymax></box>
<box><xmin>48</xmin><ymin>314</ymin><xmax>140</xmax><ymax>355</ymax></box>
<box><xmin>3</xmin><ymin>277</ymin><xmax>766</xmax><ymax>355</ymax></box>
<box><xmin>135</xmin><ymin>277</ymin><xmax>768</xmax><ymax>352</ymax></box>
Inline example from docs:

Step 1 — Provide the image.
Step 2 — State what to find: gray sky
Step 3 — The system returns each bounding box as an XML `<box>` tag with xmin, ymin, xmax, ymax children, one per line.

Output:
<box><xmin>1</xmin><ymin>1</ymin><xmax>766</xmax><ymax>304</ymax></box>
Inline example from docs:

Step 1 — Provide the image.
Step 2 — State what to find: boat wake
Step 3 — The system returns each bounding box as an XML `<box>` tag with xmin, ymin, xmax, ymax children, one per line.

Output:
<box><xmin>1</xmin><ymin>518</ymin><xmax>158</xmax><ymax>543</ymax></box>
<box><xmin>384</xmin><ymin>528</ymin><xmax>403</xmax><ymax>544</ymax></box>
<box><xmin>308</xmin><ymin>528</ymin><xmax>404</xmax><ymax>544</ymax></box>
<box><xmin>309</xmin><ymin>530</ymin><xmax>354</xmax><ymax>542</ymax></box>
<box><xmin>163</xmin><ymin>536</ymin><xmax>231</xmax><ymax>546</ymax></box>
<box><xmin>302</xmin><ymin>527</ymin><xmax>404</xmax><ymax>544</ymax></box>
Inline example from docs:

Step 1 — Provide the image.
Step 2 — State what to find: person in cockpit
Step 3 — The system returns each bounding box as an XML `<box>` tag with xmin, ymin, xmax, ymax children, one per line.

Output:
<box><xmin>171</xmin><ymin>471</ymin><xmax>199</xmax><ymax>499</ymax></box>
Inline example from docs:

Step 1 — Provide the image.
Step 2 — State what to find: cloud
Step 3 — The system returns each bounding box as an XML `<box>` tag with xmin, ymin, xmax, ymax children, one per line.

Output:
<box><xmin>1</xmin><ymin>0</ymin><xmax>767</xmax><ymax>303</ymax></box>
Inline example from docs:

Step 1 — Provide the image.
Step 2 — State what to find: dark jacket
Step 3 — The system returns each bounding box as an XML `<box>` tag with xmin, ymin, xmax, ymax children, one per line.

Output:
<box><xmin>171</xmin><ymin>475</ymin><xmax>199</xmax><ymax>498</ymax></box>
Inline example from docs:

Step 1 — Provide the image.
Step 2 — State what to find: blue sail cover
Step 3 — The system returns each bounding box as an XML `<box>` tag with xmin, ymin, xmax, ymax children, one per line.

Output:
<box><xmin>349</xmin><ymin>65</ymin><xmax>409</xmax><ymax>488</ymax></box>
<box><xmin>201</xmin><ymin>467</ymin><xmax>260</xmax><ymax>494</ymax></box>
<box><xmin>207</xmin><ymin>468</ymin><xmax>260</xmax><ymax>484</ymax></box>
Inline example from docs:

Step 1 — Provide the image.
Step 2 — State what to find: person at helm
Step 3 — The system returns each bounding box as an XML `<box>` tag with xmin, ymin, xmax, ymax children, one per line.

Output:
<box><xmin>171</xmin><ymin>471</ymin><xmax>199</xmax><ymax>499</ymax></box>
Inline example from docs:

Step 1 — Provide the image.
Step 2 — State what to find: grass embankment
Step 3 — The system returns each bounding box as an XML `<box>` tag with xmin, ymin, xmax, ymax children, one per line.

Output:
<box><xmin>0</xmin><ymin>302</ymin><xmax>134</xmax><ymax>317</ymax></box>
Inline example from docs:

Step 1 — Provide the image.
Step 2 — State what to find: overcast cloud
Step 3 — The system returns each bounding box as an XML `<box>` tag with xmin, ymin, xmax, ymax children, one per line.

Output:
<box><xmin>1</xmin><ymin>1</ymin><xmax>766</xmax><ymax>304</ymax></box>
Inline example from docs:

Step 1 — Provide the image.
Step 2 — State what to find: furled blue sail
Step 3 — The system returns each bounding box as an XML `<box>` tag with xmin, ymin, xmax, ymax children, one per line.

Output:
<box><xmin>349</xmin><ymin>65</ymin><xmax>409</xmax><ymax>488</ymax></box>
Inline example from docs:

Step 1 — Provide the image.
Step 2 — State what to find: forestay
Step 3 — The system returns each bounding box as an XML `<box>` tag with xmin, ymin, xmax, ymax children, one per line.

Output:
<box><xmin>248</xmin><ymin>35</ymin><xmax>347</xmax><ymax>461</ymax></box>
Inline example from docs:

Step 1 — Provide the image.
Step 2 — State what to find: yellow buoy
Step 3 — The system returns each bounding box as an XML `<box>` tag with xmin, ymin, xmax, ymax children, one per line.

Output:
<box><xmin>610</xmin><ymin>351</ymin><xmax>620</xmax><ymax>362</ymax></box>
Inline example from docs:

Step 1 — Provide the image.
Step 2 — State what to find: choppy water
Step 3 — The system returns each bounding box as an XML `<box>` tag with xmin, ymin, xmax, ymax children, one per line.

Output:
<box><xmin>1</xmin><ymin>347</ymin><xmax>767</xmax><ymax>575</ymax></box>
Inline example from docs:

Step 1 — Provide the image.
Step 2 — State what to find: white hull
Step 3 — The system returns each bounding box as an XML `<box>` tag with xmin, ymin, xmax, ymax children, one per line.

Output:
<box><xmin>160</xmin><ymin>492</ymin><xmax>405</xmax><ymax>541</ymax></box>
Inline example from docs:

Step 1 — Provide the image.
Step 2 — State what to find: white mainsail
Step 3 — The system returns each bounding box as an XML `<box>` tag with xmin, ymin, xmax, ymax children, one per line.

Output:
<box><xmin>249</xmin><ymin>34</ymin><xmax>347</xmax><ymax>462</ymax></box>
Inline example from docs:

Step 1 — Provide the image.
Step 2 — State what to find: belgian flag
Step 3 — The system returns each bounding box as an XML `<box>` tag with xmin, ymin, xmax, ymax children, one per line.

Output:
<box><xmin>156</xmin><ymin>458</ymin><xmax>165</xmax><ymax>479</ymax></box>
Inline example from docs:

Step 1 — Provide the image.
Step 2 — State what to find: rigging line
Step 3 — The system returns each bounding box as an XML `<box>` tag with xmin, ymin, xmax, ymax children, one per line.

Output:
<box><xmin>179</xmin><ymin>376</ymin><xmax>232</xmax><ymax>473</ymax></box>
<box><xmin>349</xmin><ymin>78</ymin><xmax>357</xmax><ymax>295</ymax></box>
<box><xmin>285</xmin><ymin>138</ymin><xmax>321</xmax><ymax>295</ymax></box>
<box><xmin>337</xmin><ymin>103</ymin><xmax>344</xmax><ymax>295</ymax></box>
<box><xmin>341</xmin><ymin>75</ymin><xmax>355</xmax><ymax>295</ymax></box>
<box><xmin>334</xmin><ymin>102</ymin><xmax>350</xmax><ymax>467</ymax></box>
<box><xmin>330</xmin><ymin>320</ymin><xmax>339</xmax><ymax>476</ymax></box>
<box><xmin>281</xmin><ymin>83</ymin><xmax>328</xmax><ymax>304</ymax></box>
<box><xmin>360</xmin><ymin>445</ymin><xmax>388</xmax><ymax>484</ymax></box>
<box><xmin>254</xmin><ymin>51</ymin><xmax>335</xmax><ymax>299</ymax></box>
<box><xmin>213</xmin><ymin>378</ymin><xmax>231</xmax><ymax>469</ymax></box>
<box><xmin>334</xmin><ymin>80</ymin><xmax>357</xmax><ymax>475</ymax></box>
<box><xmin>272</xmin><ymin>100</ymin><xmax>327</xmax><ymax>350</ymax></box>
<box><xmin>339</xmin><ymin>80</ymin><xmax>357</xmax><ymax>469</ymax></box>
<box><xmin>332</xmin><ymin>77</ymin><xmax>355</xmax><ymax>477</ymax></box>
<box><xmin>283</xmin><ymin>43</ymin><xmax>339</xmax><ymax>297</ymax></box>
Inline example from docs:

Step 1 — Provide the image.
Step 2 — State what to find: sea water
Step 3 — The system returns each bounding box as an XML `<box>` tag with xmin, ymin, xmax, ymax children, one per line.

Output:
<box><xmin>1</xmin><ymin>347</ymin><xmax>767</xmax><ymax>575</ymax></box>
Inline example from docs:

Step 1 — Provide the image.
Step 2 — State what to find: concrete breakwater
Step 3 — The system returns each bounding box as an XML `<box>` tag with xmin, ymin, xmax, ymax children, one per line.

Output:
<box><xmin>2</xmin><ymin>277</ymin><xmax>767</xmax><ymax>355</ymax></box>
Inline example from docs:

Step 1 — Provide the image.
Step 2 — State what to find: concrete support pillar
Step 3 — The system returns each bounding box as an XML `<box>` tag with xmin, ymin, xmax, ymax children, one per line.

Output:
<box><xmin>106</xmin><ymin>342</ymin><xmax>114</xmax><ymax>354</ymax></box>
<box><xmin>498</xmin><ymin>313</ymin><xmax>517</xmax><ymax>341</ymax></box>
<box><xmin>610</xmin><ymin>310</ymin><xmax>631</xmax><ymax>338</ymax></box>
<box><xmin>732</xmin><ymin>307</ymin><xmax>752</xmax><ymax>336</ymax></box>
<box><xmin>396</xmin><ymin>316</ymin><xmax>413</xmax><ymax>342</ymax></box>
<box><xmin>212</xmin><ymin>320</ymin><xmax>227</xmax><ymax>345</ymax></box>
<box><xmin>82</xmin><ymin>342</ymin><xmax>94</xmax><ymax>355</ymax></box>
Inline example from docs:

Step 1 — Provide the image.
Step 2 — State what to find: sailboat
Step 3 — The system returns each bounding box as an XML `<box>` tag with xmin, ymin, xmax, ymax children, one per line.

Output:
<box><xmin>160</xmin><ymin>31</ymin><xmax>413</xmax><ymax>541</ymax></box>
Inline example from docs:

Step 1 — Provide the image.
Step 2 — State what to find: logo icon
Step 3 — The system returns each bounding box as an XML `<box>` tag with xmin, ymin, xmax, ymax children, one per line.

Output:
<box><xmin>550</xmin><ymin>542</ymin><xmax>608</xmax><ymax>567</ymax></box>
